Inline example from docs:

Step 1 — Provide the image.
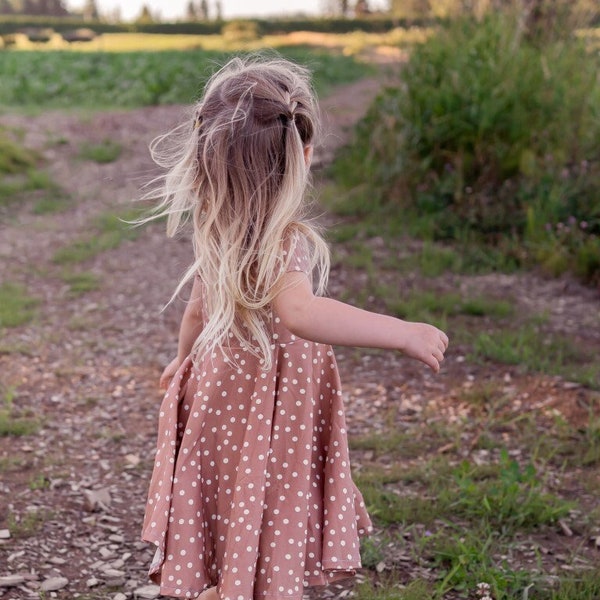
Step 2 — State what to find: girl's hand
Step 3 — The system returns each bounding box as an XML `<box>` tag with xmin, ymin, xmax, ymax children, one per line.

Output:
<box><xmin>399</xmin><ymin>322</ymin><xmax>449</xmax><ymax>373</ymax></box>
<box><xmin>159</xmin><ymin>357</ymin><xmax>182</xmax><ymax>390</ymax></box>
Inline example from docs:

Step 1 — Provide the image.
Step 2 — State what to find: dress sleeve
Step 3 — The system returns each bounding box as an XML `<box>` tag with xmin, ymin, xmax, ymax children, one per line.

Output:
<box><xmin>284</xmin><ymin>232</ymin><xmax>311</xmax><ymax>275</ymax></box>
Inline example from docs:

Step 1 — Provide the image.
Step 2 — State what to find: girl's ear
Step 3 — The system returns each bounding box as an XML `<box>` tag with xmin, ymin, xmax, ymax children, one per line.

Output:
<box><xmin>303</xmin><ymin>145</ymin><xmax>313</xmax><ymax>168</ymax></box>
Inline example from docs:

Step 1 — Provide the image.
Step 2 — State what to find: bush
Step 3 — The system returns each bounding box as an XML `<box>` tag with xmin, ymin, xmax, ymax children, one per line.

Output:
<box><xmin>334</xmin><ymin>10</ymin><xmax>600</xmax><ymax>284</ymax></box>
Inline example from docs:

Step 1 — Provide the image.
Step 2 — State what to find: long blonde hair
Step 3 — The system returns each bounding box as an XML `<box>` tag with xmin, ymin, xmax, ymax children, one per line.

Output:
<box><xmin>145</xmin><ymin>54</ymin><xmax>330</xmax><ymax>369</ymax></box>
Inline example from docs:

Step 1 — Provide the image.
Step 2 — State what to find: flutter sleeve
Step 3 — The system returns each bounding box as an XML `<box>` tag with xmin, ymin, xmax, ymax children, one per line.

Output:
<box><xmin>283</xmin><ymin>232</ymin><xmax>311</xmax><ymax>275</ymax></box>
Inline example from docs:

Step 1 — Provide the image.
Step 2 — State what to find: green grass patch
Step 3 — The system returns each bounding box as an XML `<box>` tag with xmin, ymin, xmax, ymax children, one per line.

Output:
<box><xmin>388</xmin><ymin>290</ymin><xmax>514</xmax><ymax>323</ymax></box>
<box><xmin>0</xmin><ymin>129</ymin><xmax>66</xmax><ymax>211</ymax></box>
<box><xmin>0</xmin><ymin>282</ymin><xmax>39</xmax><ymax>327</ymax></box>
<box><xmin>354</xmin><ymin>578</ymin><xmax>433</xmax><ymax>600</ymax></box>
<box><xmin>78</xmin><ymin>139</ymin><xmax>123</xmax><ymax>163</ymax></box>
<box><xmin>32</xmin><ymin>191</ymin><xmax>71</xmax><ymax>214</ymax></box>
<box><xmin>52</xmin><ymin>208</ymin><xmax>143</xmax><ymax>265</ymax></box>
<box><xmin>6</xmin><ymin>508</ymin><xmax>50</xmax><ymax>538</ymax></box>
<box><xmin>0</xmin><ymin>48</ymin><xmax>372</xmax><ymax>109</ymax></box>
<box><xmin>0</xmin><ymin>410</ymin><xmax>40</xmax><ymax>436</ymax></box>
<box><xmin>0</xmin><ymin>388</ymin><xmax>39</xmax><ymax>437</ymax></box>
<box><xmin>545</xmin><ymin>569</ymin><xmax>600</xmax><ymax>600</ymax></box>
<box><xmin>0</xmin><ymin>128</ymin><xmax>36</xmax><ymax>174</ymax></box>
<box><xmin>59</xmin><ymin>270</ymin><xmax>102</xmax><ymax>295</ymax></box>
<box><xmin>354</xmin><ymin>442</ymin><xmax>572</xmax><ymax>531</ymax></box>
<box><xmin>470</xmin><ymin>323</ymin><xmax>599</xmax><ymax>388</ymax></box>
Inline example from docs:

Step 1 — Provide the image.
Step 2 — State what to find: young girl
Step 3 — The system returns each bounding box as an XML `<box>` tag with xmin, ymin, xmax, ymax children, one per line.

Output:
<box><xmin>142</xmin><ymin>55</ymin><xmax>448</xmax><ymax>600</ymax></box>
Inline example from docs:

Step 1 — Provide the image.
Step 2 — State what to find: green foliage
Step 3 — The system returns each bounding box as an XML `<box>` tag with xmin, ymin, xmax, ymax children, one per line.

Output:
<box><xmin>0</xmin><ymin>282</ymin><xmax>38</xmax><ymax>327</ymax></box>
<box><xmin>52</xmin><ymin>209</ymin><xmax>143</xmax><ymax>265</ymax></box>
<box><xmin>354</xmin><ymin>578</ymin><xmax>433</xmax><ymax>600</ymax></box>
<box><xmin>334</xmin><ymin>11</ymin><xmax>600</xmax><ymax>284</ymax></box>
<box><xmin>0</xmin><ymin>48</ymin><xmax>371</xmax><ymax>108</ymax></box>
<box><xmin>355</xmin><ymin>450</ymin><xmax>571</xmax><ymax>531</ymax></box>
<box><xmin>546</xmin><ymin>569</ymin><xmax>600</xmax><ymax>599</ymax></box>
<box><xmin>470</xmin><ymin>322</ymin><xmax>599</xmax><ymax>388</ymax></box>
<box><xmin>78</xmin><ymin>139</ymin><xmax>122</xmax><ymax>163</ymax></box>
<box><xmin>0</xmin><ymin>128</ymin><xmax>36</xmax><ymax>174</ymax></box>
<box><xmin>0</xmin><ymin>388</ymin><xmax>39</xmax><ymax>437</ymax></box>
<box><xmin>60</xmin><ymin>270</ymin><xmax>102</xmax><ymax>295</ymax></box>
<box><xmin>0</xmin><ymin>127</ymin><xmax>65</xmax><ymax>210</ymax></box>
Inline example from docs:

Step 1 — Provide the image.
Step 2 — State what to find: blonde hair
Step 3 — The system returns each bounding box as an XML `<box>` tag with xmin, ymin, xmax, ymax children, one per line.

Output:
<box><xmin>145</xmin><ymin>54</ymin><xmax>330</xmax><ymax>369</ymax></box>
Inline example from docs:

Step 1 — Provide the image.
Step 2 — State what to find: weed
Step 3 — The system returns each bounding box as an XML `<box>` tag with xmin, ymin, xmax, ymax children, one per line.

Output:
<box><xmin>0</xmin><ymin>282</ymin><xmax>39</xmax><ymax>327</ymax></box>
<box><xmin>52</xmin><ymin>208</ymin><xmax>143</xmax><ymax>265</ymax></box>
<box><xmin>29</xmin><ymin>473</ymin><xmax>50</xmax><ymax>490</ymax></box>
<box><xmin>546</xmin><ymin>570</ymin><xmax>600</xmax><ymax>599</ymax></box>
<box><xmin>470</xmin><ymin>323</ymin><xmax>598</xmax><ymax>388</ymax></box>
<box><xmin>7</xmin><ymin>508</ymin><xmax>50</xmax><ymax>538</ymax></box>
<box><xmin>32</xmin><ymin>191</ymin><xmax>71</xmax><ymax>215</ymax></box>
<box><xmin>0</xmin><ymin>127</ymin><xmax>37</xmax><ymax>174</ymax></box>
<box><xmin>60</xmin><ymin>270</ymin><xmax>102</xmax><ymax>295</ymax></box>
<box><xmin>78</xmin><ymin>139</ymin><xmax>123</xmax><ymax>163</ymax></box>
<box><xmin>0</xmin><ymin>390</ymin><xmax>40</xmax><ymax>437</ymax></box>
<box><xmin>354</xmin><ymin>577</ymin><xmax>433</xmax><ymax>600</ymax></box>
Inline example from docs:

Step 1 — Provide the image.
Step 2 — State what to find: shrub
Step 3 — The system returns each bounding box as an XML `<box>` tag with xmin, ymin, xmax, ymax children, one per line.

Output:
<box><xmin>334</xmin><ymin>10</ymin><xmax>600</xmax><ymax>283</ymax></box>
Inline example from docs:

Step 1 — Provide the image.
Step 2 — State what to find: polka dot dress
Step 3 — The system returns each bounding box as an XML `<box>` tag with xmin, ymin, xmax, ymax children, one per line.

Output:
<box><xmin>142</xmin><ymin>237</ymin><xmax>373</xmax><ymax>600</ymax></box>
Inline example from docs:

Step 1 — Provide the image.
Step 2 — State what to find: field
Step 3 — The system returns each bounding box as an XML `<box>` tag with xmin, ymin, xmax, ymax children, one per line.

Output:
<box><xmin>0</xmin><ymin>36</ymin><xmax>599</xmax><ymax>600</ymax></box>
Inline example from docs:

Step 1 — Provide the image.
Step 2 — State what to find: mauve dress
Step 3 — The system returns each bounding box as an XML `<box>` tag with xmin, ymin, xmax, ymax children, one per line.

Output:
<box><xmin>142</xmin><ymin>237</ymin><xmax>373</xmax><ymax>599</ymax></box>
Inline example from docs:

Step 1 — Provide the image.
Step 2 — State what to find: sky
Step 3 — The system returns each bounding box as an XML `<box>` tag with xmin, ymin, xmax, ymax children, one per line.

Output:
<box><xmin>66</xmin><ymin>0</ymin><xmax>330</xmax><ymax>21</ymax></box>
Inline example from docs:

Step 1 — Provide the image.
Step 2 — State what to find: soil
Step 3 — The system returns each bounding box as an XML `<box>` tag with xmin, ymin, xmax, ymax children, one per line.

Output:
<box><xmin>0</xmin><ymin>75</ymin><xmax>599</xmax><ymax>600</ymax></box>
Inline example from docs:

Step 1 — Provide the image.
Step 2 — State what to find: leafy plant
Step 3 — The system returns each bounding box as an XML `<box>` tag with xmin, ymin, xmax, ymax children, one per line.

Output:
<box><xmin>333</xmin><ymin>10</ymin><xmax>600</xmax><ymax>284</ymax></box>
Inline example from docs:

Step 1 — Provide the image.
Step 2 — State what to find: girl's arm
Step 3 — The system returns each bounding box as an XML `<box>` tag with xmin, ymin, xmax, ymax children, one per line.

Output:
<box><xmin>273</xmin><ymin>272</ymin><xmax>449</xmax><ymax>373</ymax></box>
<box><xmin>159</xmin><ymin>276</ymin><xmax>204</xmax><ymax>389</ymax></box>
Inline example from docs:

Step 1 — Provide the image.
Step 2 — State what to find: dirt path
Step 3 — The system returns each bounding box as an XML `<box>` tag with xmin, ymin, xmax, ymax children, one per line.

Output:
<box><xmin>1</xmin><ymin>74</ymin><xmax>599</xmax><ymax>599</ymax></box>
<box><xmin>0</xmin><ymin>77</ymin><xmax>386</xmax><ymax>600</ymax></box>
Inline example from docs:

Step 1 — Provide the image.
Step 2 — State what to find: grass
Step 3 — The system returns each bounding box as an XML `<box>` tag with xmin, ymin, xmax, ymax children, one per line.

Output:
<box><xmin>351</xmin><ymin>410</ymin><xmax>595</xmax><ymax>598</ymax></box>
<box><xmin>52</xmin><ymin>208</ymin><xmax>144</xmax><ymax>265</ymax></box>
<box><xmin>0</xmin><ymin>388</ymin><xmax>39</xmax><ymax>437</ymax></box>
<box><xmin>6</xmin><ymin>508</ymin><xmax>50</xmax><ymax>539</ymax></box>
<box><xmin>470</xmin><ymin>323</ymin><xmax>599</xmax><ymax>389</ymax></box>
<box><xmin>59</xmin><ymin>270</ymin><xmax>102</xmax><ymax>295</ymax></box>
<box><xmin>0</xmin><ymin>47</ymin><xmax>373</xmax><ymax>110</ymax></box>
<box><xmin>0</xmin><ymin>127</ymin><xmax>67</xmax><ymax>211</ymax></box>
<box><xmin>78</xmin><ymin>139</ymin><xmax>123</xmax><ymax>163</ymax></box>
<box><xmin>0</xmin><ymin>282</ymin><xmax>39</xmax><ymax>327</ymax></box>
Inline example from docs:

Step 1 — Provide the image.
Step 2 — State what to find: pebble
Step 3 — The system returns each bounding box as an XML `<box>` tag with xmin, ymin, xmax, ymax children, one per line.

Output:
<box><xmin>134</xmin><ymin>584</ymin><xmax>161</xmax><ymax>599</ymax></box>
<box><xmin>0</xmin><ymin>575</ymin><xmax>26</xmax><ymax>587</ymax></box>
<box><xmin>0</xmin><ymin>529</ymin><xmax>10</xmax><ymax>540</ymax></box>
<box><xmin>40</xmin><ymin>576</ymin><xmax>69</xmax><ymax>592</ymax></box>
<box><xmin>113</xmin><ymin>594</ymin><xmax>128</xmax><ymax>600</ymax></box>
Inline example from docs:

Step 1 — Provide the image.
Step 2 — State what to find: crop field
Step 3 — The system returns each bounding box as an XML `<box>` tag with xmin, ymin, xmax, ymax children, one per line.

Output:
<box><xmin>0</xmin><ymin>44</ymin><xmax>374</xmax><ymax>109</ymax></box>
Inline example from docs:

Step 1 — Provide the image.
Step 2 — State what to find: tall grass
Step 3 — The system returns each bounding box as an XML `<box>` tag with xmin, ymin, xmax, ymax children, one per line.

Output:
<box><xmin>333</xmin><ymin>10</ymin><xmax>600</xmax><ymax>284</ymax></box>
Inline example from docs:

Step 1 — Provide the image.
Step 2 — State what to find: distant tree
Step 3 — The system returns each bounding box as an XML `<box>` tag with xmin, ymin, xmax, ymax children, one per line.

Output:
<box><xmin>199</xmin><ymin>0</ymin><xmax>209</xmax><ymax>20</ymax></box>
<box><xmin>0</xmin><ymin>0</ymin><xmax>15</xmax><ymax>13</ymax></box>
<box><xmin>23</xmin><ymin>0</ymin><xmax>37</xmax><ymax>14</ymax></box>
<box><xmin>186</xmin><ymin>0</ymin><xmax>197</xmax><ymax>20</ymax></box>
<box><xmin>136</xmin><ymin>3</ymin><xmax>154</xmax><ymax>23</ymax></box>
<box><xmin>106</xmin><ymin>6</ymin><xmax>122</xmax><ymax>23</ymax></box>
<box><xmin>215</xmin><ymin>0</ymin><xmax>222</xmax><ymax>20</ymax></box>
<box><xmin>354</xmin><ymin>0</ymin><xmax>369</xmax><ymax>15</ymax></box>
<box><xmin>340</xmin><ymin>0</ymin><xmax>349</xmax><ymax>16</ymax></box>
<box><xmin>82</xmin><ymin>0</ymin><xmax>99</xmax><ymax>20</ymax></box>
<box><xmin>49</xmin><ymin>0</ymin><xmax>68</xmax><ymax>15</ymax></box>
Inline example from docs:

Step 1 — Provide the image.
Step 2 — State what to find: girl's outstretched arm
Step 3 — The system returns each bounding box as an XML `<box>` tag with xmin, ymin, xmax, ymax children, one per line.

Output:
<box><xmin>273</xmin><ymin>272</ymin><xmax>449</xmax><ymax>373</ymax></box>
<box><xmin>159</xmin><ymin>275</ymin><xmax>204</xmax><ymax>389</ymax></box>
